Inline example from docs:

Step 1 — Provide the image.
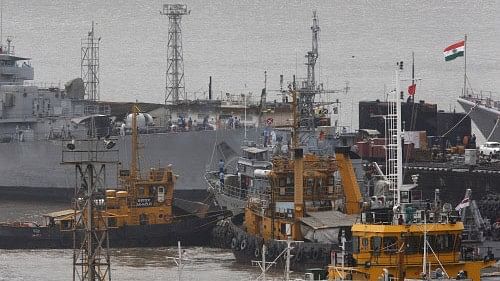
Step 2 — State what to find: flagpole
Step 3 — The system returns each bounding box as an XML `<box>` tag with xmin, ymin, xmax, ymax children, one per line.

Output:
<box><xmin>463</xmin><ymin>34</ymin><xmax>467</xmax><ymax>96</ymax></box>
<box><xmin>411</xmin><ymin>51</ymin><xmax>415</xmax><ymax>102</ymax></box>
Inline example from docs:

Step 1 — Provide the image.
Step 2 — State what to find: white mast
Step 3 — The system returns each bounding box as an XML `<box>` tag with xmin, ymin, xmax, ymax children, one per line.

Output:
<box><xmin>386</xmin><ymin>61</ymin><xmax>403</xmax><ymax>210</ymax></box>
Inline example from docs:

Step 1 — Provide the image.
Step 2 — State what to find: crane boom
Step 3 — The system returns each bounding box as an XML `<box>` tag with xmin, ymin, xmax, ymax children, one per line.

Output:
<box><xmin>335</xmin><ymin>147</ymin><xmax>362</xmax><ymax>215</ymax></box>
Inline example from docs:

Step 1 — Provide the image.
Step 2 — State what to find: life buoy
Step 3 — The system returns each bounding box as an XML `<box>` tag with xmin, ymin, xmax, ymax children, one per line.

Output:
<box><xmin>240</xmin><ymin>239</ymin><xmax>248</xmax><ymax>251</ymax></box>
<box><xmin>231</xmin><ymin>237</ymin><xmax>238</xmax><ymax>250</ymax></box>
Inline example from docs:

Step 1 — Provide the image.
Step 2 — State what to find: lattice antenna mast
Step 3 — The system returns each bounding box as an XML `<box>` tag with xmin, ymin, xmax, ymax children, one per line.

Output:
<box><xmin>386</xmin><ymin>61</ymin><xmax>404</xmax><ymax>208</ymax></box>
<box><xmin>81</xmin><ymin>21</ymin><xmax>101</xmax><ymax>101</ymax></box>
<box><xmin>62</xmin><ymin>139</ymin><xmax>118</xmax><ymax>281</ymax></box>
<box><xmin>306</xmin><ymin>11</ymin><xmax>319</xmax><ymax>91</ymax></box>
<box><xmin>298</xmin><ymin>11</ymin><xmax>320</xmax><ymax>135</ymax></box>
<box><xmin>161</xmin><ymin>4</ymin><xmax>189</xmax><ymax>104</ymax></box>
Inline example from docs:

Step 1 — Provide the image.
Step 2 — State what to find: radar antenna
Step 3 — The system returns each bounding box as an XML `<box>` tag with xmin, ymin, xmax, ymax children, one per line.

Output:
<box><xmin>161</xmin><ymin>4</ymin><xmax>190</xmax><ymax>104</ymax></box>
<box><xmin>81</xmin><ymin>21</ymin><xmax>101</xmax><ymax>101</ymax></box>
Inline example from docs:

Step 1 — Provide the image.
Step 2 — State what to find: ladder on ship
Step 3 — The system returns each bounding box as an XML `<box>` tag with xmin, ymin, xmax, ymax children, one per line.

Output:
<box><xmin>385</xmin><ymin>64</ymin><xmax>404</xmax><ymax>206</ymax></box>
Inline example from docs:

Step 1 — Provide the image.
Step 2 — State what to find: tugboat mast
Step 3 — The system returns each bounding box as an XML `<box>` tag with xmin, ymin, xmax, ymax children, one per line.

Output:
<box><xmin>386</xmin><ymin>61</ymin><xmax>404</xmax><ymax>209</ymax></box>
<box><xmin>130</xmin><ymin>105</ymin><xmax>140</xmax><ymax>180</ymax></box>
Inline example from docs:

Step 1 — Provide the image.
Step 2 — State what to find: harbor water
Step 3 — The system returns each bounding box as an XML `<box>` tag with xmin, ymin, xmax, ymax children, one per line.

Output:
<box><xmin>0</xmin><ymin>199</ymin><xmax>499</xmax><ymax>280</ymax></box>
<box><xmin>0</xmin><ymin>199</ymin><xmax>299</xmax><ymax>281</ymax></box>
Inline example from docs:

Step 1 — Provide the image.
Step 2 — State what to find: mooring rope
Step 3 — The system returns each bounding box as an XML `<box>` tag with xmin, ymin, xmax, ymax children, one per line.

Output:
<box><xmin>441</xmin><ymin>101</ymin><xmax>479</xmax><ymax>138</ymax></box>
<box><xmin>486</xmin><ymin>116</ymin><xmax>500</xmax><ymax>142</ymax></box>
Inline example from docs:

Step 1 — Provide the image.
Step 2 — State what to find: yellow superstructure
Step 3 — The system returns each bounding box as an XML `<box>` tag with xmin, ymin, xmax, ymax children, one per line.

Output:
<box><xmin>328</xmin><ymin>215</ymin><xmax>496</xmax><ymax>280</ymax></box>
<box><xmin>244</xmin><ymin>152</ymin><xmax>338</xmax><ymax>241</ymax></box>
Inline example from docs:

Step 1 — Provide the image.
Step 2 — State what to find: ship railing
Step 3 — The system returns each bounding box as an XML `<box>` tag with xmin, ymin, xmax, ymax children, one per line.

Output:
<box><xmin>24</xmin><ymin>81</ymin><xmax>62</xmax><ymax>89</ymax></box>
<box><xmin>460</xmin><ymin>245</ymin><xmax>495</xmax><ymax>262</ymax></box>
<box><xmin>220</xmin><ymin>183</ymin><xmax>248</xmax><ymax>200</ymax></box>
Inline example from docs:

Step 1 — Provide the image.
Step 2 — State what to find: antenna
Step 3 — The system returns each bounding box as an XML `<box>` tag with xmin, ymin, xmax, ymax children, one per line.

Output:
<box><xmin>161</xmin><ymin>4</ymin><xmax>189</xmax><ymax>105</ymax></box>
<box><xmin>81</xmin><ymin>21</ymin><xmax>101</xmax><ymax>101</ymax></box>
<box><xmin>62</xmin><ymin>139</ymin><xmax>118</xmax><ymax>281</ymax></box>
<box><xmin>306</xmin><ymin>10</ymin><xmax>320</xmax><ymax>91</ymax></box>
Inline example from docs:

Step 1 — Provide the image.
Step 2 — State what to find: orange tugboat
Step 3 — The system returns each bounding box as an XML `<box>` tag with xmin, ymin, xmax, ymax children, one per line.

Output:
<box><xmin>0</xmin><ymin>105</ymin><xmax>229</xmax><ymax>249</ymax></box>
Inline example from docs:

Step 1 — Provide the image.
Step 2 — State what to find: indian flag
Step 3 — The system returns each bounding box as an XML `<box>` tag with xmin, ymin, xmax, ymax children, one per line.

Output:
<box><xmin>444</xmin><ymin>40</ymin><xmax>465</xmax><ymax>61</ymax></box>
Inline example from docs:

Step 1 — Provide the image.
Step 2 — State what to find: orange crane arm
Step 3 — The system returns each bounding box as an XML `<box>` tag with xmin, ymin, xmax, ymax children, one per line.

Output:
<box><xmin>335</xmin><ymin>150</ymin><xmax>362</xmax><ymax>215</ymax></box>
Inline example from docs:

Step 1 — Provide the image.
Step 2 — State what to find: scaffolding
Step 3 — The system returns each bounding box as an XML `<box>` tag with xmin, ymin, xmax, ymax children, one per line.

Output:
<box><xmin>161</xmin><ymin>4</ymin><xmax>189</xmax><ymax>104</ymax></box>
<box><xmin>62</xmin><ymin>139</ymin><xmax>118</xmax><ymax>281</ymax></box>
<box><xmin>81</xmin><ymin>21</ymin><xmax>100</xmax><ymax>101</ymax></box>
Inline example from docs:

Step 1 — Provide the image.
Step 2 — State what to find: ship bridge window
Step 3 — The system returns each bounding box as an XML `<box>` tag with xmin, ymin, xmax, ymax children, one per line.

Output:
<box><xmin>352</xmin><ymin>236</ymin><xmax>360</xmax><ymax>254</ymax></box>
<box><xmin>148</xmin><ymin>186</ymin><xmax>157</xmax><ymax>197</ymax></box>
<box><xmin>306</xmin><ymin>178</ymin><xmax>314</xmax><ymax>187</ymax></box>
<box><xmin>454</xmin><ymin>234</ymin><xmax>461</xmax><ymax>251</ymax></box>
<box><xmin>279</xmin><ymin>178</ymin><xmax>286</xmax><ymax>187</ymax></box>
<box><xmin>383</xmin><ymin>236</ymin><xmax>397</xmax><ymax>253</ymax></box>
<box><xmin>405</xmin><ymin>235</ymin><xmax>422</xmax><ymax>254</ymax></box>
<box><xmin>361</xmin><ymin>238</ymin><xmax>369</xmax><ymax>251</ymax></box>
<box><xmin>370</xmin><ymin>236</ymin><xmax>382</xmax><ymax>256</ymax></box>
<box><xmin>401</xmin><ymin>191</ymin><xmax>410</xmax><ymax>203</ymax></box>
<box><xmin>430</xmin><ymin>234</ymin><xmax>454</xmax><ymax>252</ymax></box>
<box><xmin>108</xmin><ymin>217</ymin><xmax>117</xmax><ymax>227</ymax></box>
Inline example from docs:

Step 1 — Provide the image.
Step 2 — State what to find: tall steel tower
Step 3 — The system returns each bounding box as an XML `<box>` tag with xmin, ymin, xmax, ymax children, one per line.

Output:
<box><xmin>81</xmin><ymin>21</ymin><xmax>101</xmax><ymax>101</ymax></box>
<box><xmin>63</xmin><ymin>139</ymin><xmax>118</xmax><ymax>281</ymax></box>
<box><xmin>161</xmin><ymin>4</ymin><xmax>189</xmax><ymax>104</ymax></box>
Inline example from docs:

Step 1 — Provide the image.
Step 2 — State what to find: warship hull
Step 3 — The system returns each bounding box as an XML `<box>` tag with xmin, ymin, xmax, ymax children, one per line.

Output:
<box><xmin>0</xmin><ymin>210</ymin><xmax>230</xmax><ymax>249</ymax></box>
<box><xmin>0</xmin><ymin>129</ymin><xmax>256</xmax><ymax>200</ymax></box>
<box><xmin>458</xmin><ymin>97</ymin><xmax>500</xmax><ymax>141</ymax></box>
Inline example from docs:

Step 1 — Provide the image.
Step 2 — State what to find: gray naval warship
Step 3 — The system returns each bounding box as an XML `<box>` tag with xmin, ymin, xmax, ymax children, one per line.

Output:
<box><xmin>0</xmin><ymin>38</ymin><xmax>281</xmax><ymax>201</ymax></box>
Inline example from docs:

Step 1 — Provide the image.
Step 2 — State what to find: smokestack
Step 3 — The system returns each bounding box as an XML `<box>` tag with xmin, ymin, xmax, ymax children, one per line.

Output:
<box><xmin>209</xmin><ymin>76</ymin><xmax>212</xmax><ymax>100</ymax></box>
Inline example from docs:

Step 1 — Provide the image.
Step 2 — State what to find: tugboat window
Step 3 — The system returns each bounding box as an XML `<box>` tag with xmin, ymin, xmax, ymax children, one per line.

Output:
<box><xmin>139</xmin><ymin>214</ymin><xmax>149</xmax><ymax>225</ymax></box>
<box><xmin>352</xmin><ymin>236</ymin><xmax>360</xmax><ymax>253</ymax></box>
<box><xmin>453</xmin><ymin>234</ymin><xmax>462</xmax><ymax>251</ymax></box>
<box><xmin>280</xmin><ymin>223</ymin><xmax>287</xmax><ymax>235</ymax></box>
<box><xmin>371</xmin><ymin>236</ymin><xmax>381</xmax><ymax>256</ymax></box>
<box><xmin>361</xmin><ymin>238</ymin><xmax>369</xmax><ymax>251</ymax></box>
<box><xmin>383</xmin><ymin>236</ymin><xmax>397</xmax><ymax>253</ymax></box>
<box><xmin>400</xmin><ymin>191</ymin><xmax>410</xmax><ymax>203</ymax></box>
<box><xmin>108</xmin><ymin>217</ymin><xmax>117</xmax><ymax>227</ymax></box>
<box><xmin>405</xmin><ymin>235</ymin><xmax>421</xmax><ymax>254</ymax></box>
<box><xmin>279</xmin><ymin>178</ymin><xmax>286</xmax><ymax>187</ymax></box>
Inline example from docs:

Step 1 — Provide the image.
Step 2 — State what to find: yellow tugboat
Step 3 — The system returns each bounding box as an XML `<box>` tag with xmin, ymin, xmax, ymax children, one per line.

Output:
<box><xmin>328</xmin><ymin>65</ymin><xmax>496</xmax><ymax>281</ymax></box>
<box><xmin>0</xmin><ymin>105</ymin><xmax>229</xmax><ymax>249</ymax></box>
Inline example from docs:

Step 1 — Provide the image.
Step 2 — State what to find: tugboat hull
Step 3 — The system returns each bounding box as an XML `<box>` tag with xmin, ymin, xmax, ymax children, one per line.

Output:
<box><xmin>0</xmin><ymin>211</ymin><xmax>229</xmax><ymax>249</ymax></box>
<box><xmin>212</xmin><ymin>220</ymin><xmax>339</xmax><ymax>272</ymax></box>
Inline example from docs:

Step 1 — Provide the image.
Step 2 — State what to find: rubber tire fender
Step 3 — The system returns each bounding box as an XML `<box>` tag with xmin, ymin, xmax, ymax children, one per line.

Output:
<box><xmin>240</xmin><ymin>238</ymin><xmax>248</xmax><ymax>251</ymax></box>
<box><xmin>254</xmin><ymin>246</ymin><xmax>261</xmax><ymax>258</ymax></box>
<box><xmin>231</xmin><ymin>237</ymin><xmax>239</xmax><ymax>250</ymax></box>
